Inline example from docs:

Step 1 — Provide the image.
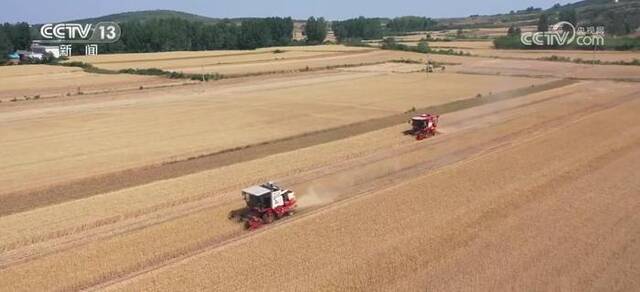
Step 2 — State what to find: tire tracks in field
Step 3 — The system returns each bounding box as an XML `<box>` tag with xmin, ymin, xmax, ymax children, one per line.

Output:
<box><xmin>0</xmin><ymin>79</ymin><xmax>576</xmax><ymax>217</ymax></box>
<box><xmin>79</xmin><ymin>86</ymin><xmax>640</xmax><ymax>292</ymax></box>
<box><xmin>1</xmin><ymin>84</ymin><xmax>634</xmax><ymax>288</ymax></box>
<box><xmin>87</xmin><ymin>49</ymin><xmax>375</xmax><ymax>66</ymax></box>
<box><xmin>0</xmin><ymin>81</ymin><xmax>590</xmax><ymax>265</ymax></box>
<box><xmin>0</xmin><ymin>80</ymin><xmax>592</xmax><ymax>264</ymax></box>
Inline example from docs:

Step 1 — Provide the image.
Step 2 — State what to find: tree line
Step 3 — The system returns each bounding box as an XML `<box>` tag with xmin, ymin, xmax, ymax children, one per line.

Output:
<box><xmin>385</xmin><ymin>16</ymin><xmax>437</xmax><ymax>33</ymax></box>
<box><xmin>0</xmin><ymin>22</ymin><xmax>32</xmax><ymax>61</ymax></box>
<box><xmin>495</xmin><ymin>7</ymin><xmax>640</xmax><ymax>50</ymax></box>
<box><xmin>332</xmin><ymin>16</ymin><xmax>438</xmax><ymax>42</ymax></box>
<box><xmin>101</xmin><ymin>17</ymin><xmax>294</xmax><ymax>53</ymax></box>
<box><xmin>304</xmin><ymin>17</ymin><xmax>328</xmax><ymax>44</ymax></box>
<box><xmin>0</xmin><ymin>17</ymin><xmax>296</xmax><ymax>60</ymax></box>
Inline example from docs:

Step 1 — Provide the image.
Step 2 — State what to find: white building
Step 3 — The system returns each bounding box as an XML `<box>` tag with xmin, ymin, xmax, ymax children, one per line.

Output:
<box><xmin>31</xmin><ymin>42</ymin><xmax>61</xmax><ymax>58</ymax></box>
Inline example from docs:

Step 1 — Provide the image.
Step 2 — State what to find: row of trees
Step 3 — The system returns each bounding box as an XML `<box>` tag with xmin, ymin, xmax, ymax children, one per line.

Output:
<box><xmin>100</xmin><ymin>17</ymin><xmax>294</xmax><ymax>53</ymax></box>
<box><xmin>0</xmin><ymin>22</ymin><xmax>32</xmax><ymax>61</ymax></box>
<box><xmin>386</xmin><ymin>16</ymin><xmax>437</xmax><ymax>33</ymax></box>
<box><xmin>536</xmin><ymin>9</ymin><xmax>577</xmax><ymax>32</ymax></box>
<box><xmin>304</xmin><ymin>17</ymin><xmax>328</xmax><ymax>44</ymax></box>
<box><xmin>0</xmin><ymin>30</ymin><xmax>9</xmax><ymax>62</ymax></box>
<box><xmin>2</xmin><ymin>16</ymin><xmax>331</xmax><ymax>58</ymax></box>
<box><xmin>332</xmin><ymin>17</ymin><xmax>384</xmax><ymax>41</ymax></box>
<box><xmin>332</xmin><ymin>16</ymin><xmax>438</xmax><ymax>42</ymax></box>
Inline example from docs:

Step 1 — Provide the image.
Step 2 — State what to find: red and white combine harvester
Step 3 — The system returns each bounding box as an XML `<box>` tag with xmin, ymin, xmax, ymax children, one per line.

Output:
<box><xmin>406</xmin><ymin>114</ymin><xmax>440</xmax><ymax>140</ymax></box>
<box><xmin>228</xmin><ymin>182</ymin><xmax>297</xmax><ymax>230</ymax></box>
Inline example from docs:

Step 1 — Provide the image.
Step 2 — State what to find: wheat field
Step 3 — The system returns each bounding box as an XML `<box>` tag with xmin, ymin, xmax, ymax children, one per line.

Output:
<box><xmin>1</xmin><ymin>42</ymin><xmax>640</xmax><ymax>291</ymax></box>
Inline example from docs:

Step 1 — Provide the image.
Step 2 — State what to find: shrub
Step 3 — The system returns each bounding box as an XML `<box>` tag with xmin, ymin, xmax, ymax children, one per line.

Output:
<box><xmin>417</xmin><ymin>41</ymin><xmax>429</xmax><ymax>53</ymax></box>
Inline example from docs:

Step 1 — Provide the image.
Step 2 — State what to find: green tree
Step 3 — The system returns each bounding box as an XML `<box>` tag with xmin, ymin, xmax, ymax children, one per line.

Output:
<box><xmin>3</xmin><ymin>22</ymin><xmax>31</xmax><ymax>50</ymax></box>
<box><xmin>507</xmin><ymin>26</ymin><xmax>522</xmax><ymax>37</ymax></box>
<box><xmin>240</xmin><ymin>19</ymin><xmax>272</xmax><ymax>49</ymax></box>
<box><xmin>559</xmin><ymin>9</ymin><xmax>577</xmax><ymax>26</ymax></box>
<box><xmin>332</xmin><ymin>17</ymin><xmax>383</xmax><ymax>42</ymax></box>
<box><xmin>493</xmin><ymin>35</ymin><xmax>525</xmax><ymax>49</ymax></box>
<box><xmin>380</xmin><ymin>37</ymin><xmax>397</xmax><ymax>49</ymax></box>
<box><xmin>304</xmin><ymin>17</ymin><xmax>327</xmax><ymax>44</ymax></box>
<box><xmin>417</xmin><ymin>41</ymin><xmax>429</xmax><ymax>52</ymax></box>
<box><xmin>0</xmin><ymin>28</ymin><xmax>12</xmax><ymax>62</ymax></box>
<box><xmin>386</xmin><ymin>16</ymin><xmax>437</xmax><ymax>33</ymax></box>
<box><xmin>239</xmin><ymin>17</ymin><xmax>293</xmax><ymax>49</ymax></box>
<box><xmin>537</xmin><ymin>14</ymin><xmax>549</xmax><ymax>32</ymax></box>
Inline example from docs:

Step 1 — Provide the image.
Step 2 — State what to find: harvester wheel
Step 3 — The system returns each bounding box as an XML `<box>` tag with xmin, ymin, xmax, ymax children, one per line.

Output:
<box><xmin>274</xmin><ymin>207</ymin><xmax>284</xmax><ymax>219</ymax></box>
<box><xmin>262</xmin><ymin>212</ymin><xmax>275</xmax><ymax>224</ymax></box>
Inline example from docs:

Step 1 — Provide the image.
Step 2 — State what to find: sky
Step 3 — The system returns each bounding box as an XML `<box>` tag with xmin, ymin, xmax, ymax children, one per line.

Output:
<box><xmin>1</xmin><ymin>0</ymin><xmax>578</xmax><ymax>24</ymax></box>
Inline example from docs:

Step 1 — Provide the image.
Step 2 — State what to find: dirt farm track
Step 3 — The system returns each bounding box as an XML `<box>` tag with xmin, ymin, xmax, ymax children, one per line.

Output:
<box><xmin>1</xmin><ymin>45</ymin><xmax>640</xmax><ymax>291</ymax></box>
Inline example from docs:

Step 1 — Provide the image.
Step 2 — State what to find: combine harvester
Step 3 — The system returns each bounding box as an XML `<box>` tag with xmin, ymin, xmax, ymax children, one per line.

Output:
<box><xmin>406</xmin><ymin>113</ymin><xmax>440</xmax><ymax>140</ymax></box>
<box><xmin>228</xmin><ymin>182</ymin><xmax>297</xmax><ymax>230</ymax></box>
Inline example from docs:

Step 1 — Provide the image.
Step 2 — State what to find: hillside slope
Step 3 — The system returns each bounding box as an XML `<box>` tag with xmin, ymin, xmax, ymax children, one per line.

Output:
<box><xmin>69</xmin><ymin>10</ymin><xmax>219</xmax><ymax>24</ymax></box>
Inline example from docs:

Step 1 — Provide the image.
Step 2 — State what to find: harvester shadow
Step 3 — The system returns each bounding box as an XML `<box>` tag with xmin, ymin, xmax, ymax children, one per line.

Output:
<box><xmin>227</xmin><ymin>208</ymin><xmax>249</xmax><ymax>222</ymax></box>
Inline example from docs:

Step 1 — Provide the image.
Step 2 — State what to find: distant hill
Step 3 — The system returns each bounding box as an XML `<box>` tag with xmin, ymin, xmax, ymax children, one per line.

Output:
<box><xmin>65</xmin><ymin>10</ymin><xmax>305</xmax><ymax>26</ymax></box>
<box><xmin>553</xmin><ymin>0</ymin><xmax>640</xmax><ymax>30</ymax></box>
<box><xmin>68</xmin><ymin>10</ymin><xmax>220</xmax><ymax>24</ymax></box>
<box><xmin>61</xmin><ymin>1</ymin><xmax>640</xmax><ymax>33</ymax></box>
<box><xmin>551</xmin><ymin>0</ymin><xmax>626</xmax><ymax>10</ymax></box>
<box><xmin>549</xmin><ymin>0</ymin><xmax>640</xmax><ymax>15</ymax></box>
<box><xmin>435</xmin><ymin>0</ymin><xmax>640</xmax><ymax>32</ymax></box>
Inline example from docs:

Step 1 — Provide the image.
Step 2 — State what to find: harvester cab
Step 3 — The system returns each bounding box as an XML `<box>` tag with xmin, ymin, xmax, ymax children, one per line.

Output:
<box><xmin>230</xmin><ymin>182</ymin><xmax>297</xmax><ymax>230</ymax></box>
<box><xmin>242</xmin><ymin>182</ymin><xmax>289</xmax><ymax>210</ymax></box>
<box><xmin>408</xmin><ymin>114</ymin><xmax>439</xmax><ymax>140</ymax></box>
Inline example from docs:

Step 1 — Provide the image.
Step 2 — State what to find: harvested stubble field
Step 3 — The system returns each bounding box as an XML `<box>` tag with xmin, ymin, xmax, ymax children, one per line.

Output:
<box><xmin>70</xmin><ymin>45</ymin><xmax>372</xmax><ymax>64</ymax></box>
<box><xmin>0</xmin><ymin>70</ymin><xmax>545</xmax><ymax>197</ymax></box>
<box><xmin>70</xmin><ymin>45</ymin><xmax>435</xmax><ymax>76</ymax></box>
<box><xmin>70</xmin><ymin>45</ymin><xmax>378</xmax><ymax>71</ymax></box>
<box><xmin>114</xmin><ymin>85</ymin><xmax>640</xmax><ymax>292</ymax></box>
<box><xmin>466</xmin><ymin>48</ymin><xmax>640</xmax><ymax>63</ymax></box>
<box><xmin>1</xmin><ymin>46</ymin><xmax>640</xmax><ymax>291</ymax></box>
<box><xmin>442</xmin><ymin>56</ymin><xmax>640</xmax><ymax>80</ymax></box>
<box><xmin>2</xmin><ymin>78</ymin><xmax>639</xmax><ymax>291</ymax></box>
<box><xmin>0</xmin><ymin>64</ymin><xmax>171</xmax><ymax>101</ymax></box>
<box><xmin>388</xmin><ymin>26</ymin><xmax>538</xmax><ymax>42</ymax></box>
<box><xmin>416</xmin><ymin>40</ymin><xmax>495</xmax><ymax>49</ymax></box>
<box><xmin>383</xmin><ymin>40</ymin><xmax>640</xmax><ymax>63</ymax></box>
<box><xmin>381</xmin><ymin>33</ymin><xmax>639</xmax><ymax>64</ymax></box>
